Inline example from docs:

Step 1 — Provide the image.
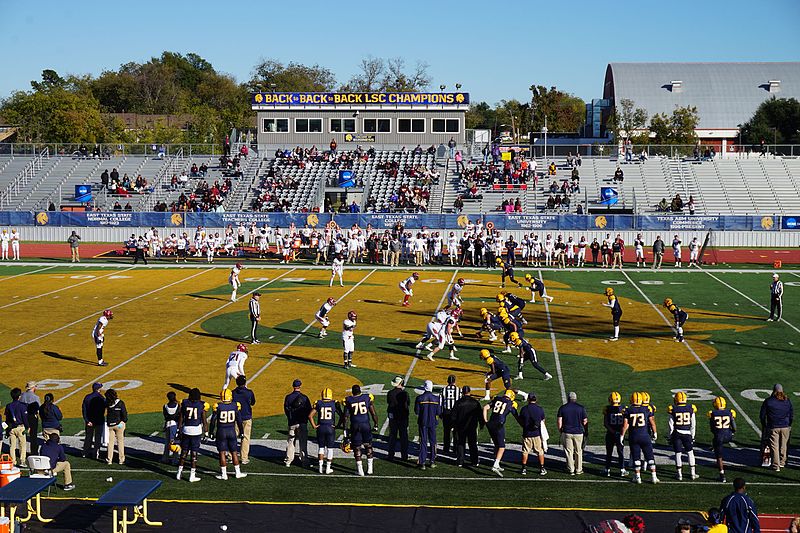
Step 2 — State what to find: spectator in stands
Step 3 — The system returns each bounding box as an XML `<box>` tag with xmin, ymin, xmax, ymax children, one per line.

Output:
<box><xmin>658</xmin><ymin>198</ymin><xmax>669</xmax><ymax>211</ymax></box>
<box><xmin>576</xmin><ymin>203</ymin><xmax>584</xmax><ymax>215</ymax></box>
<box><xmin>39</xmin><ymin>434</ymin><xmax>74</xmax><ymax>491</ymax></box>
<box><xmin>625</xmin><ymin>139</ymin><xmax>633</xmax><ymax>162</ymax></box>
<box><xmin>124</xmin><ymin>202</ymin><xmax>132</xmax><ymax>212</ymax></box>
<box><xmin>453</xmin><ymin>196</ymin><xmax>464</xmax><ymax>213</ymax></box>
<box><xmin>330</xmin><ymin>138</ymin><xmax>337</xmax><ymax>154</ymax></box>
<box><xmin>549</xmin><ymin>181</ymin><xmax>559</xmax><ymax>194</ymax></box>
<box><xmin>671</xmin><ymin>194</ymin><xmax>684</xmax><ymax>212</ymax></box>
<box><xmin>546</xmin><ymin>195</ymin><xmax>556</xmax><ymax>210</ymax></box>
<box><xmin>687</xmin><ymin>195</ymin><xmax>695</xmax><ymax>215</ymax></box>
<box><xmin>190</xmin><ymin>163</ymin><xmax>199</xmax><ymax>176</ymax></box>
<box><xmin>413</xmin><ymin>144</ymin><xmax>423</xmax><ymax>155</ymax></box>
<box><xmin>113</xmin><ymin>201</ymin><xmax>122</xmax><ymax>211</ymax></box>
<box><xmin>455</xmin><ymin>151</ymin><xmax>465</xmax><ymax>173</ymax></box>
<box><xmin>639</xmin><ymin>150</ymin><xmax>648</xmax><ymax>162</ymax></box>
<box><xmin>562</xmin><ymin>196</ymin><xmax>571</xmax><ymax>209</ymax></box>
<box><xmin>48</xmin><ymin>201</ymin><xmax>57</xmax><ymax>211</ymax></box>
<box><xmin>613</xmin><ymin>166</ymin><xmax>624</xmax><ymax>183</ymax></box>
<box><xmin>575</xmin><ymin>154</ymin><xmax>581</xmax><ymax>167</ymax></box>
<box><xmin>110</xmin><ymin>167</ymin><xmax>119</xmax><ymax>184</ymax></box>
<box><xmin>548</xmin><ymin>162</ymin><xmax>556</xmax><ymax>176</ymax></box>
<box><xmin>514</xmin><ymin>198</ymin><xmax>522</xmax><ymax>213</ymax></box>
<box><xmin>571</xmin><ymin>166</ymin><xmax>580</xmax><ymax>182</ymax></box>
<box><xmin>100</xmin><ymin>169</ymin><xmax>109</xmax><ymax>190</ymax></box>
<box><xmin>448</xmin><ymin>137</ymin><xmax>456</xmax><ymax>159</ymax></box>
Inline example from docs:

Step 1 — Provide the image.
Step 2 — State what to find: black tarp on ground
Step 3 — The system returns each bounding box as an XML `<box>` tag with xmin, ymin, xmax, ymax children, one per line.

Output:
<box><xmin>17</xmin><ymin>500</ymin><xmax>706</xmax><ymax>532</ymax></box>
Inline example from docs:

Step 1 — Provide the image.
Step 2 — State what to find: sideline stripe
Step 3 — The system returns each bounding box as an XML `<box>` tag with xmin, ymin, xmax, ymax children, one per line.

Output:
<box><xmin>0</xmin><ymin>269</ymin><xmax>210</xmax><ymax>358</ymax></box>
<box><xmin>248</xmin><ymin>269</ymin><xmax>376</xmax><ymax>382</ymax></box>
<box><xmin>381</xmin><ymin>269</ymin><xmax>458</xmax><ymax>435</ymax></box>
<box><xmin>0</xmin><ymin>264</ymin><xmax>56</xmax><ymax>283</ymax></box>
<box><xmin>56</xmin><ymin>269</ymin><xmax>296</xmax><ymax>404</ymax></box>
<box><xmin>702</xmin><ymin>269</ymin><xmax>800</xmax><ymax>335</ymax></box>
<box><xmin>538</xmin><ymin>269</ymin><xmax>567</xmax><ymax>404</ymax></box>
<box><xmin>0</xmin><ymin>266</ymin><xmax>135</xmax><ymax>309</ymax></box>
<box><xmin>620</xmin><ymin>270</ymin><xmax>760</xmax><ymax>436</ymax></box>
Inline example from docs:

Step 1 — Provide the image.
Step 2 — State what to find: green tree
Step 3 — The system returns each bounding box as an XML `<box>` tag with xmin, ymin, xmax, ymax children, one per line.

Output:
<box><xmin>342</xmin><ymin>57</ymin><xmax>431</xmax><ymax>92</ymax></box>
<box><xmin>529</xmin><ymin>85</ymin><xmax>585</xmax><ymax>133</ymax></box>
<box><xmin>465</xmin><ymin>101</ymin><xmax>497</xmax><ymax>130</ymax></box>
<box><xmin>247</xmin><ymin>59</ymin><xmax>336</xmax><ymax>92</ymax></box>
<box><xmin>2</xmin><ymin>87</ymin><xmax>104</xmax><ymax>143</ymax></box>
<box><xmin>740</xmin><ymin>97</ymin><xmax>800</xmax><ymax>145</ymax></box>
<box><xmin>607</xmin><ymin>98</ymin><xmax>649</xmax><ymax>143</ymax></box>
<box><xmin>649</xmin><ymin>105</ymin><xmax>699</xmax><ymax>145</ymax></box>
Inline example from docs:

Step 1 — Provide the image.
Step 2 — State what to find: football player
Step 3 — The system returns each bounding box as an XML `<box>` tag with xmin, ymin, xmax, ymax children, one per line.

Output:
<box><xmin>708</xmin><ymin>396</ymin><xmax>737</xmax><ymax>483</ymax></box>
<box><xmin>0</xmin><ymin>229</ymin><xmax>8</xmax><ymax>260</ymax></box>
<box><xmin>10</xmin><ymin>229</ymin><xmax>20</xmax><ymax>261</ymax></box>
<box><xmin>497</xmin><ymin>292</ymin><xmax>527</xmax><ymax>324</ymax></box>
<box><xmin>91</xmin><ymin>309</ymin><xmax>113</xmax><ymax>367</ymax></box>
<box><xmin>416</xmin><ymin>309</ymin><xmax>459</xmax><ymax>361</ymax></box>
<box><xmin>229</xmin><ymin>262</ymin><xmax>242</xmax><ymax>302</ymax></box>
<box><xmin>309</xmin><ymin>387</ymin><xmax>339</xmax><ymax>474</ymax></box>
<box><xmin>483</xmin><ymin>389</ymin><xmax>519</xmax><ymax>477</ymax></box>
<box><xmin>315</xmin><ymin>297</ymin><xmax>337</xmax><ymax>338</ymax></box>
<box><xmin>342</xmin><ymin>310</ymin><xmax>357</xmax><ymax>369</ymax></box>
<box><xmin>620</xmin><ymin>392</ymin><xmax>660</xmax><ymax>484</ymax></box>
<box><xmin>445</xmin><ymin>278</ymin><xmax>466</xmax><ymax>310</ymax></box>
<box><xmin>330</xmin><ymin>253</ymin><xmax>344</xmax><ymax>287</ymax></box>
<box><xmin>523</xmin><ymin>274</ymin><xmax>553</xmax><ymax>304</ymax></box>
<box><xmin>176</xmin><ymin>388</ymin><xmax>208</xmax><ymax>482</ymax></box>
<box><xmin>663</xmin><ymin>298</ymin><xmax>688</xmax><ymax>342</ymax></box>
<box><xmin>223</xmin><ymin>344</ymin><xmax>248</xmax><ymax>389</ymax></box>
<box><xmin>601</xmin><ymin>287</ymin><xmax>622</xmax><ymax>341</ymax></box>
<box><xmin>668</xmin><ymin>391</ymin><xmax>698</xmax><ymax>481</ymax></box>
<box><xmin>498</xmin><ymin>307</ymin><xmax>524</xmax><ymax>353</ymax></box>
<box><xmin>634</xmin><ymin>233</ymin><xmax>646</xmax><ymax>267</ymax></box>
<box><xmin>398</xmin><ymin>272</ymin><xmax>420</xmax><ymax>306</ymax></box>
<box><xmin>510</xmin><ymin>332</ymin><xmax>552</xmax><ymax>381</ymax></box>
<box><xmin>497</xmin><ymin>258</ymin><xmax>523</xmax><ymax>289</ymax></box>
<box><xmin>343</xmin><ymin>384</ymin><xmax>379</xmax><ymax>476</ymax></box>
<box><xmin>603</xmin><ymin>392</ymin><xmax>627</xmax><ymax>477</ymax></box>
<box><xmin>209</xmin><ymin>389</ymin><xmax>247</xmax><ymax>480</ymax></box>
<box><xmin>689</xmin><ymin>237</ymin><xmax>700</xmax><ymax>266</ymax></box>
<box><xmin>480</xmin><ymin>349</ymin><xmax>512</xmax><ymax>400</ymax></box>
<box><xmin>477</xmin><ymin>307</ymin><xmax>501</xmax><ymax>342</ymax></box>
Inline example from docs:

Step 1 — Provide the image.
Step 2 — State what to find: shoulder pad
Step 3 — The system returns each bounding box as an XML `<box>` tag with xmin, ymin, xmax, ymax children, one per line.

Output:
<box><xmin>212</xmin><ymin>403</ymin><xmax>219</xmax><ymax>411</ymax></box>
<box><xmin>486</xmin><ymin>356</ymin><xmax>495</xmax><ymax>365</ymax></box>
<box><xmin>667</xmin><ymin>405</ymin><xmax>674</xmax><ymax>414</ymax></box>
<box><xmin>691</xmin><ymin>404</ymin><xmax>697</xmax><ymax>413</ymax></box>
<box><xmin>236</xmin><ymin>402</ymin><xmax>241</xmax><ymax>410</ymax></box>
<box><xmin>731</xmin><ymin>410</ymin><xmax>737</xmax><ymax>418</ymax></box>
<box><xmin>511</xmin><ymin>401</ymin><xmax>518</xmax><ymax>410</ymax></box>
<box><xmin>649</xmin><ymin>405</ymin><xmax>657</xmax><ymax>413</ymax></box>
<box><xmin>203</xmin><ymin>402</ymin><xmax>210</xmax><ymax>412</ymax></box>
<box><xmin>707</xmin><ymin>411</ymin><xmax>713</xmax><ymax>418</ymax></box>
<box><xmin>368</xmin><ymin>394</ymin><xmax>375</xmax><ymax>403</ymax></box>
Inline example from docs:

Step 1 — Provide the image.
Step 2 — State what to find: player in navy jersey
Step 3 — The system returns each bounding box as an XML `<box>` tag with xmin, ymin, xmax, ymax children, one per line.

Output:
<box><xmin>497</xmin><ymin>258</ymin><xmax>523</xmax><ymax>288</ymax></box>
<box><xmin>668</xmin><ymin>391</ymin><xmax>698</xmax><ymax>481</ymax></box>
<box><xmin>497</xmin><ymin>292</ymin><xmax>527</xmax><ymax>325</ymax></box>
<box><xmin>477</xmin><ymin>308</ymin><xmax>502</xmax><ymax>342</ymax></box>
<box><xmin>343</xmin><ymin>384</ymin><xmax>379</xmax><ymax>476</ymax></box>
<box><xmin>602</xmin><ymin>287</ymin><xmax>623</xmax><ymax>341</ymax></box>
<box><xmin>708</xmin><ymin>396</ymin><xmax>737</xmax><ymax>483</ymax></box>
<box><xmin>498</xmin><ymin>307</ymin><xmax>524</xmax><ymax>353</ymax></box>
<box><xmin>209</xmin><ymin>389</ymin><xmax>246</xmax><ymax>480</ymax></box>
<box><xmin>621</xmin><ymin>392</ymin><xmax>660</xmax><ymax>484</ymax></box>
<box><xmin>603</xmin><ymin>391</ymin><xmax>627</xmax><ymax>477</ymax></box>
<box><xmin>663</xmin><ymin>297</ymin><xmax>689</xmax><ymax>342</ymax></box>
<box><xmin>176</xmin><ymin>388</ymin><xmax>208</xmax><ymax>482</ymax></box>
<box><xmin>510</xmin><ymin>332</ymin><xmax>552</xmax><ymax>381</ymax></box>
<box><xmin>483</xmin><ymin>389</ymin><xmax>519</xmax><ymax>477</ymax></box>
<box><xmin>480</xmin><ymin>349</ymin><xmax>512</xmax><ymax>400</ymax></box>
<box><xmin>524</xmin><ymin>274</ymin><xmax>554</xmax><ymax>303</ymax></box>
<box><xmin>315</xmin><ymin>297</ymin><xmax>337</xmax><ymax>338</ymax></box>
<box><xmin>309</xmin><ymin>387</ymin><xmax>339</xmax><ymax>474</ymax></box>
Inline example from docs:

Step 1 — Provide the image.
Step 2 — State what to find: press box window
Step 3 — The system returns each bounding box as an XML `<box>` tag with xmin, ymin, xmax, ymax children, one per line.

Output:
<box><xmin>295</xmin><ymin>118</ymin><xmax>323</xmax><ymax>133</ymax></box>
<box><xmin>432</xmin><ymin>119</ymin><xmax>460</xmax><ymax>133</ymax></box>
<box><xmin>363</xmin><ymin>119</ymin><xmax>391</xmax><ymax>133</ymax></box>
<box><xmin>398</xmin><ymin>118</ymin><xmax>425</xmax><ymax>133</ymax></box>
<box><xmin>263</xmin><ymin>118</ymin><xmax>289</xmax><ymax>133</ymax></box>
<box><xmin>330</xmin><ymin>119</ymin><xmax>356</xmax><ymax>133</ymax></box>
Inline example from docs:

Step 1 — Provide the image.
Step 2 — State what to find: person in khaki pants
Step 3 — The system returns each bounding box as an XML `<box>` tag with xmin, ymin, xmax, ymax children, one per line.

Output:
<box><xmin>39</xmin><ymin>433</ymin><xmax>74</xmax><ymax>491</ymax></box>
<box><xmin>104</xmin><ymin>389</ymin><xmax>128</xmax><ymax>465</ymax></box>
<box><xmin>760</xmin><ymin>383</ymin><xmax>793</xmax><ymax>471</ymax></box>
<box><xmin>557</xmin><ymin>391</ymin><xmax>588</xmax><ymax>475</ymax></box>
<box><xmin>4</xmin><ymin>388</ymin><xmax>28</xmax><ymax>466</ymax></box>
<box><xmin>389</xmin><ymin>237</ymin><xmax>401</xmax><ymax>267</ymax></box>
<box><xmin>232</xmin><ymin>376</ymin><xmax>257</xmax><ymax>464</ymax></box>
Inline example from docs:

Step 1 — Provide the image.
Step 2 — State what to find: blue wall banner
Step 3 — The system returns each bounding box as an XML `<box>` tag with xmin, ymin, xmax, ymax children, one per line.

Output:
<box><xmin>781</xmin><ymin>216</ymin><xmax>799</xmax><ymax>230</ymax></box>
<box><xmin>252</xmin><ymin>92</ymin><xmax>469</xmax><ymax>107</ymax></box>
<box><xmin>0</xmin><ymin>211</ymin><xmax>34</xmax><ymax>226</ymax></box>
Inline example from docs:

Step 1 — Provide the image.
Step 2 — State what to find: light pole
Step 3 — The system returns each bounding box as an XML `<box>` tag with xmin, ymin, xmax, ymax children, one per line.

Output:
<box><xmin>542</xmin><ymin>115</ymin><xmax>548</xmax><ymax>166</ymax></box>
<box><xmin>737</xmin><ymin>124</ymin><xmax>742</xmax><ymax>156</ymax></box>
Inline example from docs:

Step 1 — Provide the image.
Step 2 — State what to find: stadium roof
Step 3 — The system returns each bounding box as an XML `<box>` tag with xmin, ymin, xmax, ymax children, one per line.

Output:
<box><xmin>604</xmin><ymin>62</ymin><xmax>800</xmax><ymax>129</ymax></box>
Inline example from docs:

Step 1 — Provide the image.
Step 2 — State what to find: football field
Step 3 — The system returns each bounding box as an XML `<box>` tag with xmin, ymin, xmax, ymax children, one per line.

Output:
<box><xmin>1</xmin><ymin>262</ymin><xmax>798</xmax><ymax>512</ymax></box>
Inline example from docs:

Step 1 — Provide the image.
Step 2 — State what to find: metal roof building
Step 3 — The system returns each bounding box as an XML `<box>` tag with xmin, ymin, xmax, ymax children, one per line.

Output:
<box><xmin>603</xmin><ymin>62</ymin><xmax>800</xmax><ymax>139</ymax></box>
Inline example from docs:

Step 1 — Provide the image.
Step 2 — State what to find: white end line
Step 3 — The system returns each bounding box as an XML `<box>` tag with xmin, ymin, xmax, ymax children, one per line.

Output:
<box><xmin>539</xmin><ymin>269</ymin><xmax>567</xmax><ymax>404</ymax></box>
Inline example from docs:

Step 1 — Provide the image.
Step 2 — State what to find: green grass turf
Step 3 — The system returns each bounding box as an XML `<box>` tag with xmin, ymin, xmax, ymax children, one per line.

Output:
<box><xmin>7</xmin><ymin>266</ymin><xmax>800</xmax><ymax>511</ymax></box>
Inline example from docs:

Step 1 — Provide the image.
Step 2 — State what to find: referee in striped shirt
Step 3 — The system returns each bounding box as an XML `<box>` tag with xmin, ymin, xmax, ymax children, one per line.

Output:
<box><xmin>249</xmin><ymin>292</ymin><xmax>261</xmax><ymax>344</ymax></box>
<box><xmin>768</xmin><ymin>273</ymin><xmax>783</xmax><ymax>322</ymax></box>
<box><xmin>440</xmin><ymin>374</ymin><xmax>462</xmax><ymax>454</ymax></box>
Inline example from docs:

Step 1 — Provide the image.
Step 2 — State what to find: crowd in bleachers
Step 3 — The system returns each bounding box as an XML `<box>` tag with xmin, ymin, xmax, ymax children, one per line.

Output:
<box><xmin>100</xmin><ymin>169</ymin><xmax>152</xmax><ymax>198</ymax></box>
<box><xmin>657</xmin><ymin>194</ymin><xmax>695</xmax><ymax>214</ymax></box>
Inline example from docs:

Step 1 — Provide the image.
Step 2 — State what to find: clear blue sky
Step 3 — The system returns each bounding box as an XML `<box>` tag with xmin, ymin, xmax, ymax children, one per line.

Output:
<box><xmin>1</xmin><ymin>0</ymin><xmax>798</xmax><ymax>104</ymax></box>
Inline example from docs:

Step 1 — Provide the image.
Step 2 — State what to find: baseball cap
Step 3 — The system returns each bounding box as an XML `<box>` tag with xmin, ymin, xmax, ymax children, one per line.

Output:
<box><xmin>773</xmin><ymin>383</ymin><xmax>783</xmax><ymax>393</ymax></box>
<box><xmin>773</xmin><ymin>273</ymin><xmax>780</xmax><ymax>279</ymax></box>
<box><xmin>92</xmin><ymin>382</ymin><xmax>103</xmax><ymax>391</ymax></box>
<box><xmin>528</xmin><ymin>391</ymin><xmax>537</xmax><ymax>401</ymax></box>
<box><xmin>25</xmin><ymin>381</ymin><xmax>37</xmax><ymax>390</ymax></box>
<box><xmin>391</xmin><ymin>376</ymin><xmax>403</xmax><ymax>387</ymax></box>
<box><xmin>568</xmin><ymin>391</ymin><xmax>577</xmax><ymax>401</ymax></box>
<box><xmin>424</xmin><ymin>380</ymin><xmax>433</xmax><ymax>392</ymax></box>
<box><xmin>253</xmin><ymin>292</ymin><xmax>262</xmax><ymax>296</ymax></box>
<box><xmin>292</xmin><ymin>379</ymin><xmax>302</xmax><ymax>388</ymax></box>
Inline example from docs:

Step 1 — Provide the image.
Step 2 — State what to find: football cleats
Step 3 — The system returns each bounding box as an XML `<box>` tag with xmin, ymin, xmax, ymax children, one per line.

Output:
<box><xmin>604</xmin><ymin>287</ymin><xmax>615</xmax><ymax>297</ymax></box>
<box><xmin>347</xmin><ymin>310</ymin><xmax>357</xmax><ymax>320</ymax></box>
<box><xmin>524</xmin><ymin>273</ymin><xmax>533</xmax><ymax>281</ymax></box>
<box><xmin>235</xmin><ymin>262</ymin><xmax>243</xmax><ymax>269</ymax></box>
<box><xmin>169</xmin><ymin>442</ymin><xmax>181</xmax><ymax>454</ymax></box>
<box><xmin>220</xmin><ymin>389</ymin><xmax>233</xmax><ymax>402</ymax></box>
<box><xmin>674</xmin><ymin>391</ymin><xmax>687</xmax><ymax>404</ymax></box>
<box><xmin>236</xmin><ymin>343</ymin><xmax>248</xmax><ymax>353</ymax></box>
<box><xmin>327</xmin><ymin>297</ymin><xmax>336</xmax><ymax>305</ymax></box>
<box><xmin>496</xmin><ymin>293</ymin><xmax>506</xmax><ymax>302</ymax></box>
<box><xmin>322</xmin><ymin>388</ymin><xmax>333</xmax><ymax>400</ymax></box>
<box><xmin>479</xmin><ymin>307</ymin><xmax>488</xmax><ymax>317</ymax></box>
<box><xmin>663</xmin><ymin>297</ymin><xmax>673</xmax><ymax>308</ymax></box>
<box><xmin>102</xmin><ymin>309</ymin><xmax>114</xmax><ymax>319</ymax></box>
<box><xmin>630</xmin><ymin>392</ymin><xmax>643</xmax><ymax>406</ymax></box>
<box><xmin>713</xmin><ymin>396</ymin><xmax>727</xmax><ymax>410</ymax></box>
<box><xmin>509</xmin><ymin>331</ymin><xmax>521</xmax><ymax>344</ymax></box>
<box><xmin>457</xmin><ymin>278</ymin><xmax>465</xmax><ymax>285</ymax></box>
<box><xmin>504</xmin><ymin>389</ymin><xmax>516</xmax><ymax>401</ymax></box>
<box><xmin>412</xmin><ymin>272</ymin><xmax>420</xmax><ymax>279</ymax></box>
<box><xmin>479</xmin><ymin>349</ymin><xmax>491</xmax><ymax>360</ymax></box>
<box><xmin>609</xmin><ymin>391</ymin><xmax>621</xmax><ymax>405</ymax></box>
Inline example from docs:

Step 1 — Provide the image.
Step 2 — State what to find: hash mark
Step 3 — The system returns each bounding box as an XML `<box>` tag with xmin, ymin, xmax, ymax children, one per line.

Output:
<box><xmin>761</xmin><ymin>342</ymin><xmax>768</xmax><ymax>345</ymax></box>
<box><xmin>268</xmin><ymin>335</ymin><xmax>275</xmax><ymax>340</ymax></box>
<box><xmin>261</xmin><ymin>433</ymin><xmax>270</xmax><ymax>439</ymax></box>
<box><xmin>370</xmin><ymin>337</ymin><xmax>375</xmax><ymax>341</ymax></box>
<box><xmin>68</xmin><ymin>333</ymin><xmax>76</xmax><ymax>337</ymax></box>
<box><xmin>735</xmin><ymin>341</ymin><xmax>741</xmax><ymax>345</ymax></box>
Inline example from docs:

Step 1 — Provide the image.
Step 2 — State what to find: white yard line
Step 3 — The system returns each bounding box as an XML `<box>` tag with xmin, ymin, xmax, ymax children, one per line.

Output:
<box><xmin>0</xmin><ymin>269</ymin><xmax>210</xmax><ymax>358</ymax></box>
<box><xmin>380</xmin><ymin>269</ymin><xmax>458</xmax><ymax>435</ymax></box>
<box><xmin>0</xmin><ymin>266</ymin><xmax>136</xmax><ymax>309</ymax></box>
<box><xmin>56</xmin><ymin>269</ymin><xmax>296</xmax><ymax>404</ymax></box>
<box><xmin>701</xmin><ymin>269</ymin><xmax>800</xmax><ymax>335</ymax></box>
<box><xmin>248</xmin><ymin>269</ymin><xmax>377</xmax><ymax>382</ymax></box>
<box><xmin>0</xmin><ymin>265</ymin><xmax>56</xmax><ymax>283</ymax></box>
<box><xmin>620</xmin><ymin>270</ymin><xmax>760</xmax><ymax>436</ymax></box>
<box><xmin>538</xmin><ymin>269</ymin><xmax>568</xmax><ymax>404</ymax></box>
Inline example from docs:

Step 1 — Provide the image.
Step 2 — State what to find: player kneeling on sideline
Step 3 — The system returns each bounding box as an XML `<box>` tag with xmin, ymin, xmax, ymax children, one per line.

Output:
<box><xmin>510</xmin><ymin>332</ymin><xmax>552</xmax><ymax>381</ymax></box>
<box><xmin>176</xmin><ymin>388</ymin><xmax>208</xmax><ymax>482</ymax></box>
<box><xmin>668</xmin><ymin>391</ymin><xmax>698</xmax><ymax>481</ymax></box>
<box><xmin>621</xmin><ymin>392</ymin><xmax>660</xmax><ymax>484</ymax></box>
<box><xmin>209</xmin><ymin>389</ymin><xmax>247</xmax><ymax>480</ymax></box>
<box><xmin>663</xmin><ymin>298</ymin><xmax>688</xmax><ymax>342</ymax></box>
<box><xmin>316</xmin><ymin>297</ymin><xmax>336</xmax><ymax>338</ymax></box>
<box><xmin>343</xmin><ymin>385</ymin><xmax>379</xmax><ymax>476</ymax></box>
<box><xmin>708</xmin><ymin>396</ymin><xmax>737</xmax><ymax>483</ymax></box>
<box><xmin>480</xmin><ymin>349</ymin><xmax>512</xmax><ymax>400</ymax></box>
<box><xmin>309</xmin><ymin>387</ymin><xmax>339</xmax><ymax>474</ymax></box>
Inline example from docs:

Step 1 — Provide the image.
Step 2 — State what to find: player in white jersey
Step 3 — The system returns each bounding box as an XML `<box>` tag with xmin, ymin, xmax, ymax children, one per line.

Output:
<box><xmin>520</xmin><ymin>235</ymin><xmax>530</xmax><ymax>265</ymax></box>
<box><xmin>204</xmin><ymin>234</ymin><xmax>216</xmax><ymax>263</ymax></box>
<box><xmin>447</xmin><ymin>232</ymin><xmax>458</xmax><ymax>265</ymax></box>
<box><xmin>688</xmin><ymin>237</ymin><xmax>700</xmax><ymax>266</ymax></box>
<box><xmin>281</xmin><ymin>233</ymin><xmax>292</xmax><ymax>263</ymax></box>
<box><xmin>342</xmin><ymin>310</ymin><xmax>357</xmax><ymax>369</ymax></box>
<box><xmin>9</xmin><ymin>229</ymin><xmax>20</xmax><ymax>260</ymax></box>
<box><xmin>0</xmin><ymin>230</ymin><xmax>8</xmax><ymax>260</ymax></box>
<box><xmin>399</xmin><ymin>272</ymin><xmax>420</xmax><ymax>306</ymax></box>
<box><xmin>223</xmin><ymin>344</ymin><xmax>249</xmax><ymax>389</ymax></box>
<box><xmin>446</xmin><ymin>277</ymin><xmax>466</xmax><ymax>309</ymax></box>
<box><xmin>544</xmin><ymin>234</ymin><xmax>554</xmax><ymax>267</ymax></box>
<box><xmin>416</xmin><ymin>308</ymin><xmax>460</xmax><ymax>361</ymax></box>
<box><xmin>566</xmin><ymin>237</ymin><xmax>576</xmax><ymax>267</ymax></box>
<box><xmin>258</xmin><ymin>226</ymin><xmax>269</xmax><ymax>258</ymax></box>
<box><xmin>531</xmin><ymin>235</ymin><xmax>542</xmax><ymax>267</ymax></box>
<box><xmin>229</xmin><ymin>263</ymin><xmax>242</xmax><ymax>301</ymax></box>
<box><xmin>194</xmin><ymin>227</ymin><xmax>205</xmax><ymax>257</ymax></box>
<box><xmin>92</xmin><ymin>309</ymin><xmax>113</xmax><ymax>366</ymax></box>
<box><xmin>330</xmin><ymin>254</ymin><xmax>344</xmax><ymax>287</ymax></box>
<box><xmin>634</xmin><ymin>233</ymin><xmax>646</xmax><ymax>267</ymax></box>
<box><xmin>223</xmin><ymin>234</ymin><xmax>236</xmax><ymax>257</ymax></box>
<box><xmin>315</xmin><ymin>297</ymin><xmax>337</xmax><ymax>337</ymax></box>
<box><xmin>672</xmin><ymin>235</ymin><xmax>682</xmax><ymax>267</ymax></box>
<box><xmin>577</xmin><ymin>236</ymin><xmax>587</xmax><ymax>267</ymax></box>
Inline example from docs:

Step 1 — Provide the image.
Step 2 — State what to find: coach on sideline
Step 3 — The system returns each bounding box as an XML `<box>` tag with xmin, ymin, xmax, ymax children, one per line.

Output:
<box><xmin>232</xmin><ymin>376</ymin><xmax>256</xmax><ymax>464</ymax></box>
<box><xmin>760</xmin><ymin>384</ymin><xmax>793</xmax><ymax>472</ymax></box>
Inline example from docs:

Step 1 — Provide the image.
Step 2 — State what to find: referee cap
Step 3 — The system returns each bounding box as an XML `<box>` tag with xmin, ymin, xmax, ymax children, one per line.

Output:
<box><xmin>773</xmin><ymin>273</ymin><xmax>780</xmax><ymax>279</ymax></box>
<box><xmin>253</xmin><ymin>292</ymin><xmax>262</xmax><ymax>296</ymax></box>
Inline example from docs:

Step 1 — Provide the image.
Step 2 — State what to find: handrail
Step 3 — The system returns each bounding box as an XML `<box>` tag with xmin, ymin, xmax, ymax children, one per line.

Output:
<box><xmin>138</xmin><ymin>148</ymin><xmax>184</xmax><ymax>211</ymax></box>
<box><xmin>0</xmin><ymin>147</ymin><xmax>48</xmax><ymax>208</ymax></box>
